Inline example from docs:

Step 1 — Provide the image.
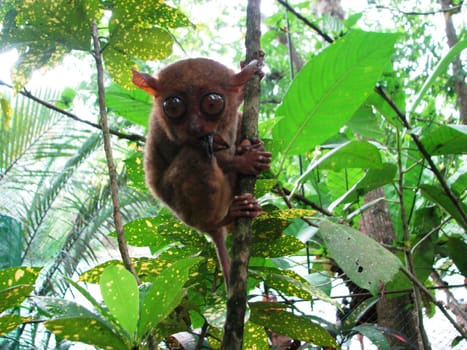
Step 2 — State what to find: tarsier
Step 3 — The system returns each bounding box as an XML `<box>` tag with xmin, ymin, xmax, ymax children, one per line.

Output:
<box><xmin>132</xmin><ymin>56</ymin><xmax>271</xmax><ymax>286</ymax></box>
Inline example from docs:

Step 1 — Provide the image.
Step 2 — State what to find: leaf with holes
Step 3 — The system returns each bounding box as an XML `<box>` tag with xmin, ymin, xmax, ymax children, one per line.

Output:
<box><xmin>138</xmin><ymin>257</ymin><xmax>202</xmax><ymax>337</ymax></box>
<box><xmin>320</xmin><ymin>221</ymin><xmax>401</xmax><ymax>294</ymax></box>
<box><xmin>100</xmin><ymin>265</ymin><xmax>139</xmax><ymax>338</ymax></box>
<box><xmin>250</xmin><ymin>303</ymin><xmax>337</xmax><ymax>348</ymax></box>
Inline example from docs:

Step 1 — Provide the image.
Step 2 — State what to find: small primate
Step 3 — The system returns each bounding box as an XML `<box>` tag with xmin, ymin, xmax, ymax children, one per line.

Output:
<box><xmin>132</xmin><ymin>57</ymin><xmax>271</xmax><ymax>285</ymax></box>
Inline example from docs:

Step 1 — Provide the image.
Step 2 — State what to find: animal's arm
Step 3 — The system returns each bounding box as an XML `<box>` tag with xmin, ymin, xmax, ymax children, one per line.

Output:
<box><xmin>216</xmin><ymin>138</ymin><xmax>271</xmax><ymax>175</ymax></box>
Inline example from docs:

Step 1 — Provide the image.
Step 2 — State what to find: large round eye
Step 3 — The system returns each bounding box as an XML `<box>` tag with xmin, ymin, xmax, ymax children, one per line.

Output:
<box><xmin>200</xmin><ymin>93</ymin><xmax>225</xmax><ymax>118</ymax></box>
<box><xmin>163</xmin><ymin>96</ymin><xmax>186</xmax><ymax>119</ymax></box>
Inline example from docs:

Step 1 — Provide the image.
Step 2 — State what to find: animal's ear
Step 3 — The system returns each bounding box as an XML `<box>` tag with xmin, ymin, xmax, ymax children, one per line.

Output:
<box><xmin>132</xmin><ymin>70</ymin><xmax>160</xmax><ymax>96</ymax></box>
<box><xmin>230</xmin><ymin>50</ymin><xmax>264</xmax><ymax>89</ymax></box>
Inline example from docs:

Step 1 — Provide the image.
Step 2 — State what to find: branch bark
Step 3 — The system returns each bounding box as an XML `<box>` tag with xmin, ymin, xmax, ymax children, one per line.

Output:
<box><xmin>91</xmin><ymin>20</ymin><xmax>140</xmax><ymax>284</ymax></box>
<box><xmin>221</xmin><ymin>1</ymin><xmax>262</xmax><ymax>349</ymax></box>
<box><xmin>0</xmin><ymin>80</ymin><xmax>146</xmax><ymax>143</ymax></box>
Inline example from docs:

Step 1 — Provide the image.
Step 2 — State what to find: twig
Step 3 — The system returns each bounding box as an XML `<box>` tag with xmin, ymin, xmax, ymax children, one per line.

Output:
<box><xmin>401</xmin><ymin>266</ymin><xmax>467</xmax><ymax>340</ymax></box>
<box><xmin>91</xmin><ymin>20</ymin><xmax>141</xmax><ymax>284</ymax></box>
<box><xmin>0</xmin><ymin>80</ymin><xmax>146</xmax><ymax>143</ymax></box>
<box><xmin>276</xmin><ymin>0</ymin><xmax>334</xmax><ymax>44</ymax></box>
<box><xmin>376</xmin><ymin>86</ymin><xmax>467</xmax><ymax>228</ymax></box>
<box><xmin>222</xmin><ymin>1</ymin><xmax>262</xmax><ymax>349</ymax></box>
<box><xmin>375</xmin><ymin>3</ymin><xmax>463</xmax><ymax>16</ymax></box>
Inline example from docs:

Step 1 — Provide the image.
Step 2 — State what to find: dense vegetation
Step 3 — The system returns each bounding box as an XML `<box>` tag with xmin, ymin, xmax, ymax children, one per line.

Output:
<box><xmin>0</xmin><ymin>0</ymin><xmax>465</xmax><ymax>349</ymax></box>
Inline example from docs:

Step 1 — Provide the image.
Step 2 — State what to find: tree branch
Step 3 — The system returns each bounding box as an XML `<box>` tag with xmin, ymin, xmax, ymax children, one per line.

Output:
<box><xmin>376</xmin><ymin>85</ymin><xmax>467</xmax><ymax>228</ymax></box>
<box><xmin>0</xmin><ymin>80</ymin><xmax>146</xmax><ymax>143</ymax></box>
<box><xmin>91</xmin><ymin>20</ymin><xmax>141</xmax><ymax>284</ymax></box>
<box><xmin>276</xmin><ymin>0</ymin><xmax>334</xmax><ymax>44</ymax></box>
<box><xmin>222</xmin><ymin>1</ymin><xmax>262</xmax><ymax>349</ymax></box>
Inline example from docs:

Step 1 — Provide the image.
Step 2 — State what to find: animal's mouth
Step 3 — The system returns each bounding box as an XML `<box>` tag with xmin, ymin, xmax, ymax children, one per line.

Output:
<box><xmin>199</xmin><ymin>132</ymin><xmax>230</xmax><ymax>158</ymax></box>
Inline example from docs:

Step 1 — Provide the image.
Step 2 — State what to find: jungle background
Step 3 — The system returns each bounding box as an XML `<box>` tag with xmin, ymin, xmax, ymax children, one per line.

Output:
<box><xmin>0</xmin><ymin>0</ymin><xmax>466</xmax><ymax>349</ymax></box>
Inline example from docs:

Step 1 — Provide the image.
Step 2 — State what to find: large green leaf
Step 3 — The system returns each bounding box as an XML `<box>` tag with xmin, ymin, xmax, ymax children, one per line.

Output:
<box><xmin>108</xmin><ymin>210</ymin><xmax>208</xmax><ymax>251</ymax></box>
<box><xmin>421</xmin><ymin>124</ymin><xmax>467</xmax><ymax>155</ymax></box>
<box><xmin>320</xmin><ymin>221</ymin><xmax>401</xmax><ymax>294</ymax></box>
<box><xmin>249</xmin><ymin>303</ymin><xmax>337</xmax><ymax>347</ymax></box>
<box><xmin>100</xmin><ymin>265</ymin><xmax>139</xmax><ymax>338</ymax></box>
<box><xmin>138</xmin><ymin>258</ymin><xmax>202</xmax><ymax>338</ymax></box>
<box><xmin>420</xmin><ymin>184</ymin><xmax>467</xmax><ymax>229</ymax></box>
<box><xmin>318</xmin><ymin>141</ymin><xmax>383</xmax><ymax>170</ymax></box>
<box><xmin>273</xmin><ymin>30</ymin><xmax>399</xmax><ymax>157</ymax></box>
<box><xmin>106</xmin><ymin>84</ymin><xmax>152</xmax><ymax>128</ymax></box>
<box><xmin>37</xmin><ymin>297</ymin><xmax>129</xmax><ymax>350</ymax></box>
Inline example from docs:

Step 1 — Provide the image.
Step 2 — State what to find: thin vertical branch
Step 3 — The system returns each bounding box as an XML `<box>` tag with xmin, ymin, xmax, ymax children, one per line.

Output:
<box><xmin>91</xmin><ymin>20</ymin><xmax>140</xmax><ymax>285</ymax></box>
<box><xmin>396</xmin><ymin>133</ymin><xmax>431</xmax><ymax>349</ymax></box>
<box><xmin>222</xmin><ymin>0</ymin><xmax>262</xmax><ymax>349</ymax></box>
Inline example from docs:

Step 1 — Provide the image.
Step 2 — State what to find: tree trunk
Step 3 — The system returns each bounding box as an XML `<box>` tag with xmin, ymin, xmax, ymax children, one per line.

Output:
<box><xmin>440</xmin><ymin>0</ymin><xmax>467</xmax><ymax>123</ymax></box>
<box><xmin>360</xmin><ymin>188</ymin><xmax>420</xmax><ymax>349</ymax></box>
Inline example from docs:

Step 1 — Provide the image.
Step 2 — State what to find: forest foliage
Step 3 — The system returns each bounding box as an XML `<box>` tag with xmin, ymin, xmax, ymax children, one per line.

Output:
<box><xmin>0</xmin><ymin>0</ymin><xmax>466</xmax><ymax>349</ymax></box>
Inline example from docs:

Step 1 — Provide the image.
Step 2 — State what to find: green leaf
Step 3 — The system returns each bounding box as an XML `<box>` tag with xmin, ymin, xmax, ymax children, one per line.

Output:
<box><xmin>318</xmin><ymin>141</ymin><xmax>383</xmax><ymax>170</ymax></box>
<box><xmin>447</xmin><ymin>235</ymin><xmax>467</xmax><ymax>276</ymax></box>
<box><xmin>138</xmin><ymin>258</ymin><xmax>202</xmax><ymax>337</ymax></box>
<box><xmin>273</xmin><ymin>30</ymin><xmax>400</xmax><ymax>158</ymax></box>
<box><xmin>264</xmin><ymin>270</ymin><xmax>336</xmax><ymax>305</ymax></box>
<box><xmin>0</xmin><ymin>315</ymin><xmax>29</xmax><ymax>336</ymax></box>
<box><xmin>36</xmin><ymin>297</ymin><xmax>129</xmax><ymax>350</ymax></box>
<box><xmin>202</xmin><ymin>294</ymin><xmax>227</xmax><ymax>329</ymax></box>
<box><xmin>320</xmin><ymin>221</ymin><xmax>401</xmax><ymax>295</ymax></box>
<box><xmin>329</xmin><ymin>163</ymin><xmax>397</xmax><ymax>210</ymax></box>
<box><xmin>3</xmin><ymin>0</ymin><xmax>101</xmax><ymax>88</ymax></box>
<box><xmin>341</xmin><ymin>297</ymin><xmax>378</xmax><ymax>332</ymax></box>
<box><xmin>124</xmin><ymin>151</ymin><xmax>147</xmax><ymax>192</ymax></box>
<box><xmin>100</xmin><ymin>265</ymin><xmax>139</xmax><ymax>338</ymax></box>
<box><xmin>113</xmin><ymin>211</ymin><xmax>208</xmax><ymax>248</ymax></box>
<box><xmin>0</xmin><ymin>266</ymin><xmax>41</xmax><ymax>289</ymax></box>
<box><xmin>45</xmin><ymin>318</ymin><xmax>129</xmax><ymax>350</ymax></box>
<box><xmin>353</xmin><ymin>325</ymin><xmax>390</xmax><ymax>350</ymax></box>
<box><xmin>250</xmin><ymin>303</ymin><xmax>337</xmax><ymax>347</ymax></box>
<box><xmin>420</xmin><ymin>184</ymin><xmax>467</xmax><ymax>229</ymax></box>
<box><xmin>243</xmin><ymin>322</ymin><xmax>269</xmax><ymax>350</ymax></box>
<box><xmin>0</xmin><ymin>285</ymin><xmax>34</xmax><ymax>313</ymax></box>
<box><xmin>55</xmin><ymin>87</ymin><xmax>77</xmax><ymax>109</ymax></box>
<box><xmin>421</xmin><ymin>124</ymin><xmax>467</xmax><ymax>155</ymax></box>
<box><xmin>0</xmin><ymin>214</ymin><xmax>22</xmax><ymax>269</ymax></box>
<box><xmin>251</xmin><ymin>234</ymin><xmax>305</xmax><ymax>258</ymax></box>
<box><xmin>106</xmin><ymin>84</ymin><xmax>152</xmax><ymax>128</ymax></box>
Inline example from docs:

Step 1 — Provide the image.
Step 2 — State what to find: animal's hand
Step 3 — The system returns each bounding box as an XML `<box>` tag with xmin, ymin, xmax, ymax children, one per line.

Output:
<box><xmin>235</xmin><ymin>138</ymin><xmax>271</xmax><ymax>175</ymax></box>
